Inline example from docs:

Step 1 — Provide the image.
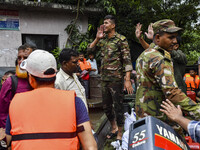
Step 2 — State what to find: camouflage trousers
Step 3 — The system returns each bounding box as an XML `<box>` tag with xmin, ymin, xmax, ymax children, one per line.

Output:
<box><xmin>101</xmin><ymin>81</ymin><xmax>124</xmax><ymax>127</ymax></box>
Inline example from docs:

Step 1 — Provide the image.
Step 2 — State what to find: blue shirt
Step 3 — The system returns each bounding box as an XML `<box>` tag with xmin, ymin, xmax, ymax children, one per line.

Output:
<box><xmin>87</xmin><ymin>59</ymin><xmax>98</xmax><ymax>75</ymax></box>
<box><xmin>6</xmin><ymin>97</ymin><xmax>89</xmax><ymax>135</ymax></box>
<box><xmin>188</xmin><ymin>120</ymin><xmax>200</xmax><ymax>143</ymax></box>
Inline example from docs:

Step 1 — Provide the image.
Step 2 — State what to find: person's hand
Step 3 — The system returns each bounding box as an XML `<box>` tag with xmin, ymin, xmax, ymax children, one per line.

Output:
<box><xmin>135</xmin><ymin>23</ymin><xmax>142</xmax><ymax>39</ymax></box>
<box><xmin>145</xmin><ymin>23</ymin><xmax>154</xmax><ymax>40</ymax></box>
<box><xmin>0</xmin><ymin>128</ymin><xmax>5</xmax><ymax>140</ymax></box>
<box><xmin>160</xmin><ymin>99</ymin><xmax>183</xmax><ymax>122</ymax></box>
<box><xmin>96</xmin><ymin>25</ymin><xmax>104</xmax><ymax>40</ymax></box>
<box><xmin>76</xmin><ymin>73</ymin><xmax>81</xmax><ymax>77</ymax></box>
<box><xmin>124</xmin><ymin>80</ymin><xmax>134</xmax><ymax>94</ymax></box>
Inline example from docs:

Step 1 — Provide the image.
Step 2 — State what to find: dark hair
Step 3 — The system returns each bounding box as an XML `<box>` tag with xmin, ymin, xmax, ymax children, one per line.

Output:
<box><xmin>31</xmin><ymin>75</ymin><xmax>56</xmax><ymax>85</ymax></box>
<box><xmin>24</xmin><ymin>43</ymin><xmax>37</xmax><ymax>51</ymax></box>
<box><xmin>190</xmin><ymin>68</ymin><xmax>197</xmax><ymax>72</ymax></box>
<box><xmin>59</xmin><ymin>48</ymin><xmax>79</xmax><ymax>64</ymax></box>
<box><xmin>88</xmin><ymin>52</ymin><xmax>94</xmax><ymax>56</ymax></box>
<box><xmin>30</xmin><ymin>68</ymin><xmax>56</xmax><ymax>85</ymax></box>
<box><xmin>4</xmin><ymin>70</ymin><xmax>15</xmax><ymax>76</ymax></box>
<box><xmin>79</xmin><ymin>52</ymin><xmax>84</xmax><ymax>56</ymax></box>
<box><xmin>176</xmin><ymin>36</ymin><xmax>181</xmax><ymax>46</ymax></box>
<box><xmin>153</xmin><ymin>31</ymin><xmax>165</xmax><ymax>39</ymax></box>
<box><xmin>15</xmin><ymin>58</ymin><xmax>18</xmax><ymax>66</ymax></box>
<box><xmin>104</xmin><ymin>15</ymin><xmax>116</xmax><ymax>24</ymax></box>
<box><xmin>18</xmin><ymin>45</ymin><xmax>26</xmax><ymax>51</ymax></box>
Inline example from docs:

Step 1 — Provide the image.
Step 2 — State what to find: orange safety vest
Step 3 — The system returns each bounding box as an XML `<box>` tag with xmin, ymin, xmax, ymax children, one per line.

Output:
<box><xmin>184</xmin><ymin>73</ymin><xmax>200</xmax><ymax>91</ymax></box>
<box><xmin>9</xmin><ymin>88</ymin><xmax>79</xmax><ymax>150</ymax></box>
<box><xmin>79</xmin><ymin>58</ymin><xmax>91</xmax><ymax>71</ymax></box>
<box><xmin>79</xmin><ymin>59</ymin><xmax>91</xmax><ymax>80</ymax></box>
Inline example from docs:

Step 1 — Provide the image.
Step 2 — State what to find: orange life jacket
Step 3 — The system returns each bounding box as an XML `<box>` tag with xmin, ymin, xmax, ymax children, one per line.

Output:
<box><xmin>9</xmin><ymin>88</ymin><xmax>79</xmax><ymax>150</ymax></box>
<box><xmin>79</xmin><ymin>58</ymin><xmax>91</xmax><ymax>71</ymax></box>
<box><xmin>79</xmin><ymin>58</ymin><xmax>91</xmax><ymax>80</ymax></box>
<box><xmin>184</xmin><ymin>73</ymin><xmax>200</xmax><ymax>91</ymax></box>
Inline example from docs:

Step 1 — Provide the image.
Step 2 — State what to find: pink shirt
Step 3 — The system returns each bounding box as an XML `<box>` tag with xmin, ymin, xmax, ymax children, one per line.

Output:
<box><xmin>0</xmin><ymin>76</ymin><xmax>32</xmax><ymax>128</ymax></box>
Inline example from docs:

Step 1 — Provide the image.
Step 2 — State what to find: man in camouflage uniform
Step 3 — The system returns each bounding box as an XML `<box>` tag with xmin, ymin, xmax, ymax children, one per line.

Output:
<box><xmin>136</xmin><ymin>19</ymin><xmax>200</xmax><ymax>129</ymax></box>
<box><xmin>135</xmin><ymin>23</ymin><xmax>187</xmax><ymax>94</ymax></box>
<box><xmin>88</xmin><ymin>15</ymin><xmax>133</xmax><ymax>140</ymax></box>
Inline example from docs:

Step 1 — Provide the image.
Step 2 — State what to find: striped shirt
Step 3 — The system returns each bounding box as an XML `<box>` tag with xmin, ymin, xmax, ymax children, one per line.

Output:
<box><xmin>188</xmin><ymin>120</ymin><xmax>200</xmax><ymax>143</ymax></box>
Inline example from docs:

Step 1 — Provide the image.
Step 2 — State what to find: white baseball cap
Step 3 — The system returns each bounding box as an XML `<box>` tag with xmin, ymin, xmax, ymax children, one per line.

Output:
<box><xmin>20</xmin><ymin>49</ymin><xmax>57</xmax><ymax>78</ymax></box>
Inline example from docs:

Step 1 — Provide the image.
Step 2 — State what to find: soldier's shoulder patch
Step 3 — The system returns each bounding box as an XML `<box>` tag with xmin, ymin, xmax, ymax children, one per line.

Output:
<box><xmin>116</xmin><ymin>33</ymin><xmax>126</xmax><ymax>41</ymax></box>
<box><xmin>164</xmin><ymin>51</ymin><xmax>171</xmax><ymax>60</ymax></box>
<box><xmin>157</xmin><ymin>48</ymin><xmax>171</xmax><ymax>61</ymax></box>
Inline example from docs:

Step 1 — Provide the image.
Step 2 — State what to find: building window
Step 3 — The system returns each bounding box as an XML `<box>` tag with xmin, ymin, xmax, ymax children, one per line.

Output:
<box><xmin>22</xmin><ymin>34</ymin><xmax>58</xmax><ymax>52</ymax></box>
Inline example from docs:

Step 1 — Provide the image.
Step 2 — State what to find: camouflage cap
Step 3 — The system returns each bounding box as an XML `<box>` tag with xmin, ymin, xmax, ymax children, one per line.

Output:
<box><xmin>152</xmin><ymin>19</ymin><xmax>182</xmax><ymax>34</ymax></box>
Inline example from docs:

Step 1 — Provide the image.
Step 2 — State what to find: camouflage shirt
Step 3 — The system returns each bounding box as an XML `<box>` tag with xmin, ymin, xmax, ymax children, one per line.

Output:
<box><xmin>88</xmin><ymin>32</ymin><xmax>133</xmax><ymax>81</ymax></box>
<box><xmin>135</xmin><ymin>43</ymin><xmax>200</xmax><ymax>124</ymax></box>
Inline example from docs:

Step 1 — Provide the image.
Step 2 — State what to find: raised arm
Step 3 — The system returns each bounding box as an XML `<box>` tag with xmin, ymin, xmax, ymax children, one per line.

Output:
<box><xmin>135</xmin><ymin>23</ymin><xmax>150</xmax><ymax>50</ymax></box>
<box><xmin>89</xmin><ymin>25</ymin><xmax>104</xmax><ymax>49</ymax></box>
<box><xmin>145</xmin><ymin>23</ymin><xmax>154</xmax><ymax>40</ymax></box>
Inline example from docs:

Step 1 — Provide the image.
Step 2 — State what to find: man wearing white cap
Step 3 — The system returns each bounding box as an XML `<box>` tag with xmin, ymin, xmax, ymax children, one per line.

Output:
<box><xmin>5</xmin><ymin>50</ymin><xmax>97</xmax><ymax>150</ymax></box>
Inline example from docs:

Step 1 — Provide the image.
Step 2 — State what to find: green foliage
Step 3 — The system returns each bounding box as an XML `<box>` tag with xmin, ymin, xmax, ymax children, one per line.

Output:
<box><xmin>104</xmin><ymin>0</ymin><xmax>200</xmax><ymax>62</ymax></box>
<box><xmin>47</xmin><ymin>0</ymin><xmax>200</xmax><ymax>66</ymax></box>
<box><xmin>78</xmin><ymin>41</ymin><xmax>88</xmax><ymax>52</ymax></box>
<box><xmin>65</xmin><ymin>22</ymin><xmax>95</xmax><ymax>54</ymax></box>
<box><xmin>186</xmin><ymin>50</ymin><xmax>200</xmax><ymax>65</ymax></box>
<box><xmin>109</xmin><ymin>0</ymin><xmax>200</xmax><ymax>41</ymax></box>
<box><xmin>51</xmin><ymin>47</ymin><xmax>62</xmax><ymax>69</ymax></box>
<box><xmin>181</xmin><ymin>26</ymin><xmax>200</xmax><ymax>65</ymax></box>
<box><xmin>182</xmin><ymin>28</ymin><xmax>200</xmax><ymax>53</ymax></box>
<box><xmin>103</xmin><ymin>0</ymin><xmax>116</xmax><ymax>15</ymax></box>
<box><xmin>43</xmin><ymin>0</ymin><xmax>101</xmax><ymax>6</ymax></box>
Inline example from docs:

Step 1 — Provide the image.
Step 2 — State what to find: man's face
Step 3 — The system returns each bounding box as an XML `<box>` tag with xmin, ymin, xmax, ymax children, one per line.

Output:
<box><xmin>17</xmin><ymin>50</ymin><xmax>28</xmax><ymax>66</ymax></box>
<box><xmin>190</xmin><ymin>70</ymin><xmax>196</xmax><ymax>77</ymax></box>
<box><xmin>89</xmin><ymin>54</ymin><xmax>94</xmax><ymax>61</ymax></box>
<box><xmin>156</xmin><ymin>32</ymin><xmax>178</xmax><ymax>52</ymax></box>
<box><xmin>25</xmin><ymin>47</ymin><xmax>33</xmax><ymax>56</ymax></box>
<box><xmin>16</xmin><ymin>49</ymin><xmax>30</xmax><ymax>78</ymax></box>
<box><xmin>103</xmin><ymin>19</ymin><xmax>115</xmax><ymax>33</ymax></box>
<box><xmin>79</xmin><ymin>54</ymin><xmax>84</xmax><ymax>61</ymax></box>
<box><xmin>63</xmin><ymin>56</ymin><xmax>78</xmax><ymax>74</ymax></box>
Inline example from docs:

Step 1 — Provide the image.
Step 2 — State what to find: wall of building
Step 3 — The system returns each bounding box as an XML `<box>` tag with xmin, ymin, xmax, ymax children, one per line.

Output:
<box><xmin>0</xmin><ymin>9</ymin><xmax>88</xmax><ymax>67</ymax></box>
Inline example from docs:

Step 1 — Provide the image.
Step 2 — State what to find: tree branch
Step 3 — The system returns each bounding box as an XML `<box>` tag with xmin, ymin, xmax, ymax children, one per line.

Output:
<box><xmin>65</xmin><ymin>0</ymin><xmax>81</xmax><ymax>47</ymax></box>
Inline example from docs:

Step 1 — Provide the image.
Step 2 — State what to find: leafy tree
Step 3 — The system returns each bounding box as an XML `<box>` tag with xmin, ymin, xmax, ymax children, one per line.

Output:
<box><xmin>48</xmin><ymin>0</ymin><xmax>200</xmax><ymax>64</ymax></box>
<box><xmin>42</xmin><ymin>0</ymin><xmax>101</xmax><ymax>6</ymax></box>
<box><xmin>108</xmin><ymin>0</ymin><xmax>200</xmax><ymax>63</ymax></box>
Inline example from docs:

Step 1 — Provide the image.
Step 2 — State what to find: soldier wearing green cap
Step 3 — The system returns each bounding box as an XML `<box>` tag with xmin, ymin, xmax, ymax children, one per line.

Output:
<box><xmin>135</xmin><ymin>19</ymin><xmax>200</xmax><ymax>131</ymax></box>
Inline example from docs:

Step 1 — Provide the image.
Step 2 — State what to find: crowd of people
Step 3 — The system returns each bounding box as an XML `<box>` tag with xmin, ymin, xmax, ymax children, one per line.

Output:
<box><xmin>0</xmin><ymin>14</ymin><xmax>200</xmax><ymax>150</ymax></box>
<box><xmin>0</xmin><ymin>46</ymin><xmax>98</xmax><ymax>149</ymax></box>
<box><xmin>0</xmin><ymin>45</ymin><xmax>100</xmax><ymax>149</ymax></box>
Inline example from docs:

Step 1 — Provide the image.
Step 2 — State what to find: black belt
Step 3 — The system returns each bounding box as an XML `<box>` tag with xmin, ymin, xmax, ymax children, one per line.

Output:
<box><xmin>12</xmin><ymin>125</ymin><xmax>84</xmax><ymax>141</ymax></box>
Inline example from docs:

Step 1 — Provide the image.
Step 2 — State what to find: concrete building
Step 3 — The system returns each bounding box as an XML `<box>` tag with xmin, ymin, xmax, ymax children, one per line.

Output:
<box><xmin>0</xmin><ymin>0</ymin><xmax>102</xmax><ymax>76</ymax></box>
